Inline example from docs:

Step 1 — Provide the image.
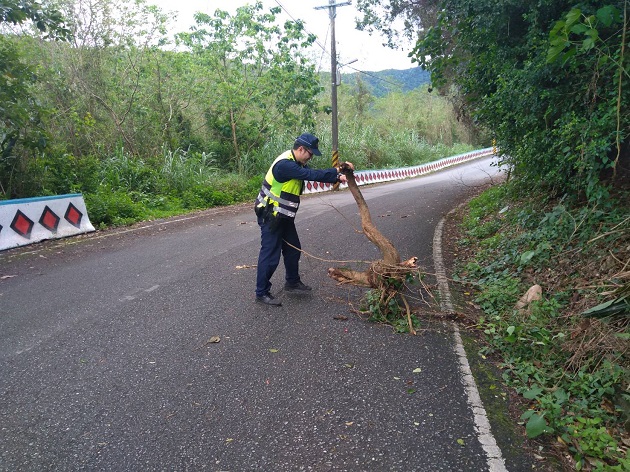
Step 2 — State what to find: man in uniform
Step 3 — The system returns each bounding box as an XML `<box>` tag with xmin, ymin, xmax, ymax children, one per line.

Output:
<box><xmin>254</xmin><ymin>133</ymin><xmax>354</xmax><ymax>306</ymax></box>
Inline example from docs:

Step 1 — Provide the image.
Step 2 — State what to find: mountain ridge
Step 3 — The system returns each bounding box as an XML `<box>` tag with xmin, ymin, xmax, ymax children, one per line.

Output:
<box><xmin>341</xmin><ymin>67</ymin><xmax>431</xmax><ymax>97</ymax></box>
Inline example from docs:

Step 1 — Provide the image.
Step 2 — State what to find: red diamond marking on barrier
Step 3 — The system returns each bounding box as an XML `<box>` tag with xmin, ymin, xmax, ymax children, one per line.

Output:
<box><xmin>39</xmin><ymin>206</ymin><xmax>60</xmax><ymax>232</ymax></box>
<box><xmin>306</xmin><ymin>182</ymin><xmax>313</xmax><ymax>191</ymax></box>
<box><xmin>64</xmin><ymin>203</ymin><xmax>83</xmax><ymax>228</ymax></box>
<box><xmin>10</xmin><ymin>210</ymin><xmax>34</xmax><ymax>239</ymax></box>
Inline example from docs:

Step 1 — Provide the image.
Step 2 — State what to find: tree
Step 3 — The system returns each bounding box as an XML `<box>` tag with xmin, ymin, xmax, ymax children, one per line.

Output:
<box><xmin>0</xmin><ymin>0</ymin><xmax>70</xmax><ymax>197</ymax></box>
<box><xmin>343</xmin><ymin>74</ymin><xmax>374</xmax><ymax>120</ymax></box>
<box><xmin>177</xmin><ymin>1</ymin><xmax>322</xmax><ymax>173</ymax></box>
<box><xmin>358</xmin><ymin>0</ymin><xmax>629</xmax><ymax>200</ymax></box>
<box><xmin>40</xmin><ymin>0</ymin><xmax>172</xmax><ymax>157</ymax></box>
<box><xmin>0</xmin><ymin>0</ymin><xmax>70</xmax><ymax>38</ymax></box>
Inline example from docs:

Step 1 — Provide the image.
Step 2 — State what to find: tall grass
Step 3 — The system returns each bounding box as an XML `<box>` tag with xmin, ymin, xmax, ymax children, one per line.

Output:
<box><xmin>337</xmin><ymin>122</ymin><xmax>473</xmax><ymax>169</ymax></box>
<box><xmin>84</xmin><ymin>147</ymin><xmax>259</xmax><ymax>227</ymax></box>
<box><xmin>159</xmin><ymin>147</ymin><xmax>220</xmax><ymax>193</ymax></box>
<box><xmin>20</xmin><ymin>83</ymin><xmax>483</xmax><ymax>227</ymax></box>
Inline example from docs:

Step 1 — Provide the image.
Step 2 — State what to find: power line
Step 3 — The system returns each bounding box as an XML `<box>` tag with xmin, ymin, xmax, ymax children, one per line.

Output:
<box><xmin>272</xmin><ymin>0</ymin><xmax>402</xmax><ymax>88</ymax></box>
<box><xmin>344</xmin><ymin>65</ymin><xmax>404</xmax><ymax>88</ymax></box>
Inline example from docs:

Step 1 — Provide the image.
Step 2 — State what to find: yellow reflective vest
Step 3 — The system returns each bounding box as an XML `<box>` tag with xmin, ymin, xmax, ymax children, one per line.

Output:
<box><xmin>255</xmin><ymin>150</ymin><xmax>303</xmax><ymax>219</ymax></box>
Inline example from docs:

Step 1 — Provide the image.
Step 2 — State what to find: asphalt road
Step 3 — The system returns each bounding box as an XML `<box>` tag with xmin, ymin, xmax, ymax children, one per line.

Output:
<box><xmin>0</xmin><ymin>157</ymin><xmax>531</xmax><ymax>471</ymax></box>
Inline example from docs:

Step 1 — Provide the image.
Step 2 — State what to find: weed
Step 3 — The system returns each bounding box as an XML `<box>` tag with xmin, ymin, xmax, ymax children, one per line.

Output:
<box><xmin>455</xmin><ymin>182</ymin><xmax>629</xmax><ymax>469</ymax></box>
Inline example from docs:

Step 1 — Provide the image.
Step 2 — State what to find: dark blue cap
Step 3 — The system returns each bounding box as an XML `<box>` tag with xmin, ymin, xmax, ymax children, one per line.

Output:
<box><xmin>295</xmin><ymin>133</ymin><xmax>322</xmax><ymax>156</ymax></box>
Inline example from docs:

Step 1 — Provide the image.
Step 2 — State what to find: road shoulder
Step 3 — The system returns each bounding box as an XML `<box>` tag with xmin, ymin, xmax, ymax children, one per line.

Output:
<box><xmin>437</xmin><ymin>196</ymin><xmax>557</xmax><ymax>471</ymax></box>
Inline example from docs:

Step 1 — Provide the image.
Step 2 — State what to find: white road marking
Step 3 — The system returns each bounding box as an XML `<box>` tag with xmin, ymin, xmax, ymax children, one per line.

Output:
<box><xmin>433</xmin><ymin>209</ymin><xmax>508</xmax><ymax>472</ymax></box>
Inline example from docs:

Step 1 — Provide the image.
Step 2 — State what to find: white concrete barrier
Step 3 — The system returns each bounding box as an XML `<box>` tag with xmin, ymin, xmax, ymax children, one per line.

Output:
<box><xmin>0</xmin><ymin>194</ymin><xmax>95</xmax><ymax>251</ymax></box>
<box><xmin>303</xmin><ymin>147</ymin><xmax>494</xmax><ymax>194</ymax></box>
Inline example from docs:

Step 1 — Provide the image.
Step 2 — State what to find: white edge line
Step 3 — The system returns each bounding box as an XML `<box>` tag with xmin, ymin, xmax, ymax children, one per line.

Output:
<box><xmin>433</xmin><ymin>208</ymin><xmax>508</xmax><ymax>472</ymax></box>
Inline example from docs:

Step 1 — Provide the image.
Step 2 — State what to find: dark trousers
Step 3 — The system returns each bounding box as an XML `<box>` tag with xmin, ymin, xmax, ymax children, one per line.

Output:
<box><xmin>255</xmin><ymin>215</ymin><xmax>301</xmax><ymax>297</ymax></box>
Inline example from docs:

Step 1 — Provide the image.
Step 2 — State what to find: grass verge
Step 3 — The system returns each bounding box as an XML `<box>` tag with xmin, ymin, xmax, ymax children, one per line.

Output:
<box><xmin>451</xmin><ymin>183</ymin><xmax>629</xmax><ymax>471</ymax></box>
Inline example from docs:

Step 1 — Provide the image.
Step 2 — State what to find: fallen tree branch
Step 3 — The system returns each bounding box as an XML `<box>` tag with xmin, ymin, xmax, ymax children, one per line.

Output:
<box><xmin>326</xmin><ymin>162</ymin><xmax>426</xmax><ymax>333</ymax></box>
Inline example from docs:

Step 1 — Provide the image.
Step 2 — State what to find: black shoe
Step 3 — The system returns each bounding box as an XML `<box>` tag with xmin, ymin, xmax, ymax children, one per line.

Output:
<box><xmin>256</xmin><ymin>294</ymin><xmax>282</xmax><ymax>306</ymax></box>
<box><xmin>284</xmin><ymin>281</ymin><xmax>312</xmax><ymax>292</ymax></box>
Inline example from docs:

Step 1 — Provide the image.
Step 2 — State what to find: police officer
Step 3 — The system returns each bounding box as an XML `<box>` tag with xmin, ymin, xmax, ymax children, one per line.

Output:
<box><xmin>254</xmin><ymin>133</ymin><xmax>354</xmax><ymax>306</ymax></box>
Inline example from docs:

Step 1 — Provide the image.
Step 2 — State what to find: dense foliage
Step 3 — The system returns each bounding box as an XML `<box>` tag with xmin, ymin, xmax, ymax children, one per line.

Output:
<box><xmin>357</xmin><ymin>1</ymin><xmax>629</xmax><ymax>469</ymax></box>
<box><xmin>456</xmin><ymin>185</ymin><xmax>629</xmax><ymax>470</ymax></box>
<box><xmin>0</xmin><ymin>0</ymin><xmax>70</xmax><ymax>196</ymax></box>
<box><xmin>0</xmin><ymin>0</ymin><xmax>473</xmax><ymax>227</ymax></box>
<box><xmin>358</xmin><ymin>0</ymin><xmax>629</xmax><ymax>202</ymax></box>
<box><xmin>0</xmin><ymin>0</ymin><xmax>323</xmax><ymax>198</ymax></box>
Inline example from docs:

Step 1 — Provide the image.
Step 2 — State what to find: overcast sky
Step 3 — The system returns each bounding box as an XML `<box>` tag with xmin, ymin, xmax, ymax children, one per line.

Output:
<box><xmin>148</xmin><ymin>0</ymin><xmax>415</xmax><ymax>72</ymax></box>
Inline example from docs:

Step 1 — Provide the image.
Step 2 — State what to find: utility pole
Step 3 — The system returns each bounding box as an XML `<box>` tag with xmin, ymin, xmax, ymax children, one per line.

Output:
<box><xmin>315</xmin><ymin>0</ymin><xmax>351</xmax><ymax>182</ymax></box>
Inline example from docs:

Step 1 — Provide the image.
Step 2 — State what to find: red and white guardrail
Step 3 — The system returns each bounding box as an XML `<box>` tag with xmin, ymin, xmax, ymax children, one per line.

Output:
<box><xmin>303</xmin><ymin>147</ymin><xmax>494</xmax><ymax>194</ymax></box>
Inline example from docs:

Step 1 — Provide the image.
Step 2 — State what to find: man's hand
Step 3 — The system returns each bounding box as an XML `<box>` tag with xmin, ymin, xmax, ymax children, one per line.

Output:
<box><xmin>336</xmin><ymin>161</ymin><xmax>355</xmax><ymax>184</ymax></box>
<box><xmin>337</xmin><ymin>161</ymin><xmax>355</xmax><ymax>173</ymax></box>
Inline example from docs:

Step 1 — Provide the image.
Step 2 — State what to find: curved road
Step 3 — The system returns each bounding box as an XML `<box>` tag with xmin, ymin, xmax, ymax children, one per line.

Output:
<box><xmin>0</xmin><ymin>157</ymin><xmax>532</xmax><ymax>471</ymax></box>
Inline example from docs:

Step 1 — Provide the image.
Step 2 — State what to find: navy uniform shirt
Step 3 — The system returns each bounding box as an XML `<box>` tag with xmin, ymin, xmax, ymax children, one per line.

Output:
<box><xmin>272</xmin><ymin>154</ymin><xmax>339</xmax><ymax>184</ymax></box>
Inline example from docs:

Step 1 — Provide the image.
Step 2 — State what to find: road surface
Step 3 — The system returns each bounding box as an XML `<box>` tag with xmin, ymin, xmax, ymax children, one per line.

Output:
<box><xmin>0</xmin><ymin>157</ymin><xmax>534</xmax><ymax>471</ymax></box>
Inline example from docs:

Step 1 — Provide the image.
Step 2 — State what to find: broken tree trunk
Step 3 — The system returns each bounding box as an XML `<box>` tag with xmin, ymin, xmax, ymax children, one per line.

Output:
<box><xmin>328</xmin><ymin>163</ymin><xmax>417</xmax><ymax>287</ymax></box>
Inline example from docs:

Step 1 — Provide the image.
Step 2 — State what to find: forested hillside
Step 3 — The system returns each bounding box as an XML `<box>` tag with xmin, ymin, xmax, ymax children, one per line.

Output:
<box><xmin>0</xmin><ymin>0</ymin><xmax>473</xmax><ymax>224</ymax></box>
<box><xmin>343</xmin><ymin>67</ymin><xmax>431</xmax><ymax>96</ymax></box>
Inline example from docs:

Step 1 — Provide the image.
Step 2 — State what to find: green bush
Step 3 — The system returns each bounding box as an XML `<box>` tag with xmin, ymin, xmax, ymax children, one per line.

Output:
<box><xmin>101</xmin><ymin>150</ymin><xmax>157</xmax><ymax>194</ymax></box>
<box><xmin>457</xmin><ymin>182</ymin><xmax>629</xmax><ymax>468</ymax></box>
<box><xmin>84</xmin><ymin>186</ymin><xmax>144</xmax><ymax>227</ymax></box>
<box><xmin>181</xmin><ymin>188</ymin><xmax>207</xmax><ymax>210</ymax></box>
